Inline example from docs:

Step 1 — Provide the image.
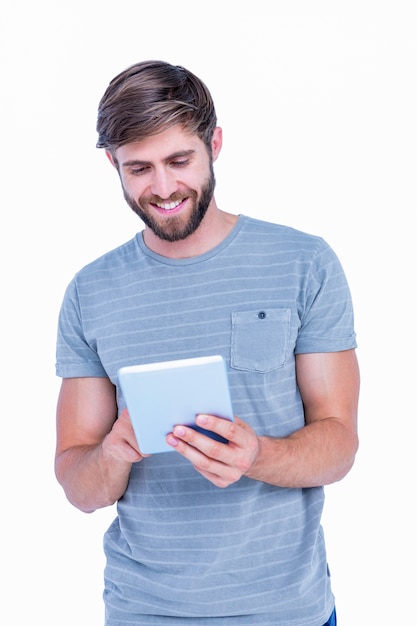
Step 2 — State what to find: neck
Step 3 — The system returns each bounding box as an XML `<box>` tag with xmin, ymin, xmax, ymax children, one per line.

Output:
<box><xmin>142</xmin><ymin>206</ymin><xmax>239</xmax><ymax>259</ymax></box>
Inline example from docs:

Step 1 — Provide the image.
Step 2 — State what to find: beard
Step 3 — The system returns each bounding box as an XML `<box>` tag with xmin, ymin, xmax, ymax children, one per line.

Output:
<box><xmin>122</xmin><ymin>164</ymin><xmax>216</xmax><ymax>243</ymax></box>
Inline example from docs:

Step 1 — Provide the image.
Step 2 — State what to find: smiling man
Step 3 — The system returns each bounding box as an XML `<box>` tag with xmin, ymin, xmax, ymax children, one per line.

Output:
<box><xmin>55</xmin><ymin>60</ymin><xmax>359</xmax><ymax>626</ymax></box>
<box><xmin>108</xmin><ymin>125</ymin><xmax>232</xmax><ymax>254</ymax></box>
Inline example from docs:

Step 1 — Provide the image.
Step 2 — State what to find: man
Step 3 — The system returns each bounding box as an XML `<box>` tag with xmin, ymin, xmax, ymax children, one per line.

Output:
<box><xmin>55</xmin><ymin>60</ymin><xmax>359</xmax><ymax>626</ymax></box>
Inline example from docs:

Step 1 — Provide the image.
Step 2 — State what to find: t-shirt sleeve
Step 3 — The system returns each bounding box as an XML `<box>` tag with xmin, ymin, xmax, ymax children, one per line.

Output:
<box><xmin>294</xmin><ymin>239</ymin><xmax>357</xmax><ymax>354</ymax></box>
<box><xmin>55</xmin><ymin>278</ymin><xmax>108</xmax><ymax>378</ymax></box>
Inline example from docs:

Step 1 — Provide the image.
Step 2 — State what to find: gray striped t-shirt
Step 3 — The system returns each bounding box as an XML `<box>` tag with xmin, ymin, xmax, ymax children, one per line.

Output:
<box><xmin>56</xmin><ymin>215</ymin><xmax>357</xmax><ymax>625</ymax></box>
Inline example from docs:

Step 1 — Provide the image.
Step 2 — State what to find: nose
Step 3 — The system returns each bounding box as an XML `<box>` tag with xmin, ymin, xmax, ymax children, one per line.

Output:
<box><xmin>150</xmin><ymin>167</ymin><xmax>178</xmax><ymax>200</ymax></box>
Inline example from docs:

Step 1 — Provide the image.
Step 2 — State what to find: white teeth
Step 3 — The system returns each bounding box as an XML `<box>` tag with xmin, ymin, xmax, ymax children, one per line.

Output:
<box><xmin>157</xmin><ymin>200</ymin><xmax>181</xmax><ymax>211</ymax></box>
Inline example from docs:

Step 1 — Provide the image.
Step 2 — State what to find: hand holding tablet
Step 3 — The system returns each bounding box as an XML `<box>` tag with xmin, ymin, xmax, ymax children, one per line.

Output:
<box><xmin>118</xmin><ymin>355</ymin><xmax>234</xmax><ymax>454</ymax></box>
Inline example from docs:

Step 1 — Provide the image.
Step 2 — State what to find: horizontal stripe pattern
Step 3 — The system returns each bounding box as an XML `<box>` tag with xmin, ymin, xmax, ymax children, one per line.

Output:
<box><xmin>56</xmin><ymin>215</ymin><xmax>355</xmax><ymax>624</ymax></box>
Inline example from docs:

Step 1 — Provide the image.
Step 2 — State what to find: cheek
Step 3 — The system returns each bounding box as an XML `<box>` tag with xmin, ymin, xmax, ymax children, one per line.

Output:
<box><xmin>122</xmin><ymin>177</ymin><xmax>146</xmax><ymax>199</ymax></box>
<box><xmin>182</xmin><ymin>172</ymin><xmax>205</xmax><ymax>192</ymax></box>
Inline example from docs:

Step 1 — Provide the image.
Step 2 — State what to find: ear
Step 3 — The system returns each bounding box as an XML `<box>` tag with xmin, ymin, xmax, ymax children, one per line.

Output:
<box><xmin>211</xmin><ymin>127</ymin><xmax>223</xmax><ymax>162</ymax></box>
<box><xmin>105</xmin><ymin>150</ymin><xmax>118</xmax><ymax>169</ymax></box>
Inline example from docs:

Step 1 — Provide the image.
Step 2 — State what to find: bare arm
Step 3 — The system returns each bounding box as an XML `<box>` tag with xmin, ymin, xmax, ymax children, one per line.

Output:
<box><xmin>246</xmin><ymin>349</ymin><xmax>360</xmax><ymax>487</ymax></box>
<box><xmin>55</xmin><ymin>377</ymin><xmax>147</xmax><ymax>513</ymax></box>
<box><xmin>166</xmin><ymin>350</ymin><xmax>360</xmax><ymax>489</ymax></box>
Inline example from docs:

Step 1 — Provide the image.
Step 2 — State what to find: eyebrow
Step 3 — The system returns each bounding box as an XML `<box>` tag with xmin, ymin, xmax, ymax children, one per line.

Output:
<box><xmin>121</xmin><ymin>149</ymin><xmax>195</xmax><ymax>168</ymax></box>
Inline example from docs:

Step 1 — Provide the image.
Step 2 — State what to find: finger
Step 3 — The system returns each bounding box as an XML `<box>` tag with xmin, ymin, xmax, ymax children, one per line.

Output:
<box><xmin>113</xmin><ymin>410</ymin><xmax>152</xmax><ymax>459</ymax></box>
<box><xmin>166</xmin><ymin>431</ymin><xmax>242</xmax><ymax>485</ymax></box>
<box><xmin>168</xmin><ymin>422</ymin><xmax>234</xmax><ymax>463</ymax></box>
<box><xmin>195</xmin><ymin>414</ymin><xmax>239</xmax><ymax>443</ymax></box>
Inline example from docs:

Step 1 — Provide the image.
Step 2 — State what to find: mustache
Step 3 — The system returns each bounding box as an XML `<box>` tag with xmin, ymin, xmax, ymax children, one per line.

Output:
<box><xmin>144</xmin><ymin>191</ymin><xmax>194</xmax><ymax>205</ymax></box>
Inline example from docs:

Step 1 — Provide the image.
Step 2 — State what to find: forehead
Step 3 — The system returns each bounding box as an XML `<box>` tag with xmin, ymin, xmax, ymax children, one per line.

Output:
<box><xmin>115</xmin><ymin>125</ymin><xmax>203</xmax><ymax>164</ymax></box>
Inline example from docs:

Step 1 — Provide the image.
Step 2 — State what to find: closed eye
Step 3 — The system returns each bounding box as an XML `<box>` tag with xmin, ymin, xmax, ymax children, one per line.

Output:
<box><xmin>171</xmin><ymin>159</ymin><xmax>189</xmax><ymax>168</ymax></box>
<box><xmin>129</xmin><ymin>165</ymin><xmax>150</xmax><ymax>175</ymax></box>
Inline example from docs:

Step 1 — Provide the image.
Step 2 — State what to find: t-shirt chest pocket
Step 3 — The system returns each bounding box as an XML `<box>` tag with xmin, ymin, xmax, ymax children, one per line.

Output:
<box><xmin>231</xmin><ymin>308</ymin><xmax>291</xmax><ymax>373</ymax></box>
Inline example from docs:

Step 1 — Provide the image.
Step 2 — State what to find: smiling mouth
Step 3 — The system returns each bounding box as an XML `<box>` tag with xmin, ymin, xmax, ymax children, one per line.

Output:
<box><xmin>152</xmin><ymin>198</ymin><xmax>186</xmax><ymax>211</ymax></box>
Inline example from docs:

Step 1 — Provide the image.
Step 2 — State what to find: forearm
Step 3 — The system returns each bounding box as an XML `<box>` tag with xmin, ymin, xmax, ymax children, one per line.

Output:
<box><xmin>245</xmin><ymin>417</ymin><xmax>359</xmax><ymax>488</ymax></box>
<box><xmin>55</xmin><ymin>442</ymin><xmax>132</xmax><ymax>513</ymax></box>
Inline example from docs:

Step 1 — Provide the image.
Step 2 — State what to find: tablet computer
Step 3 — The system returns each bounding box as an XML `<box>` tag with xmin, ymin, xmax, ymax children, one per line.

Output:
<box><xmin>118</xmin><ymin>355</ymin><xmax>234</xmax><ymax>454</ymax></box>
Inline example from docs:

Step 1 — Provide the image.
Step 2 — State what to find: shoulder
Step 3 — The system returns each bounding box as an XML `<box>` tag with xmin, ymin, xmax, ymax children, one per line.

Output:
<box><xmin>239</xmin><ymin>215</ymin><xmax>331</xmax><ymax>256</ymax></box>
<box><xmin>72</xmin><ymin>235</ymin><xmax>143</xmax><ymax>282</ymax></box>
<box><xmin>60</xmin><ymin>235</ymin><xmax>145</xmax><ymax>304</ymax></box>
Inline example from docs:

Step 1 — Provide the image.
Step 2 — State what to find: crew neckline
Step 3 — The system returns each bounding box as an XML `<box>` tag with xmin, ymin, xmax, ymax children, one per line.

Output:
<box><xmin>135</xmin><ymin>214</ymin><xmax>246</xmax><ymax>265</ymax></box>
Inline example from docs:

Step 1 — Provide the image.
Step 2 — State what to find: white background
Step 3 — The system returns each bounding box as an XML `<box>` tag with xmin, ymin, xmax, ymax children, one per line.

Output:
<box><xmin>1</xmin><ymin>1</ymin><xmax>415</xmax><ymax>624</ymax></box>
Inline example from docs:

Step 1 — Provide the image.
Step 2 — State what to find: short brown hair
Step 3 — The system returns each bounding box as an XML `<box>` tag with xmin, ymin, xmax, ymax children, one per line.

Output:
<box><xmin>96</xmin><ymin>60</ymin><xmax>217</xmax><ymax>152</ymax></box>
